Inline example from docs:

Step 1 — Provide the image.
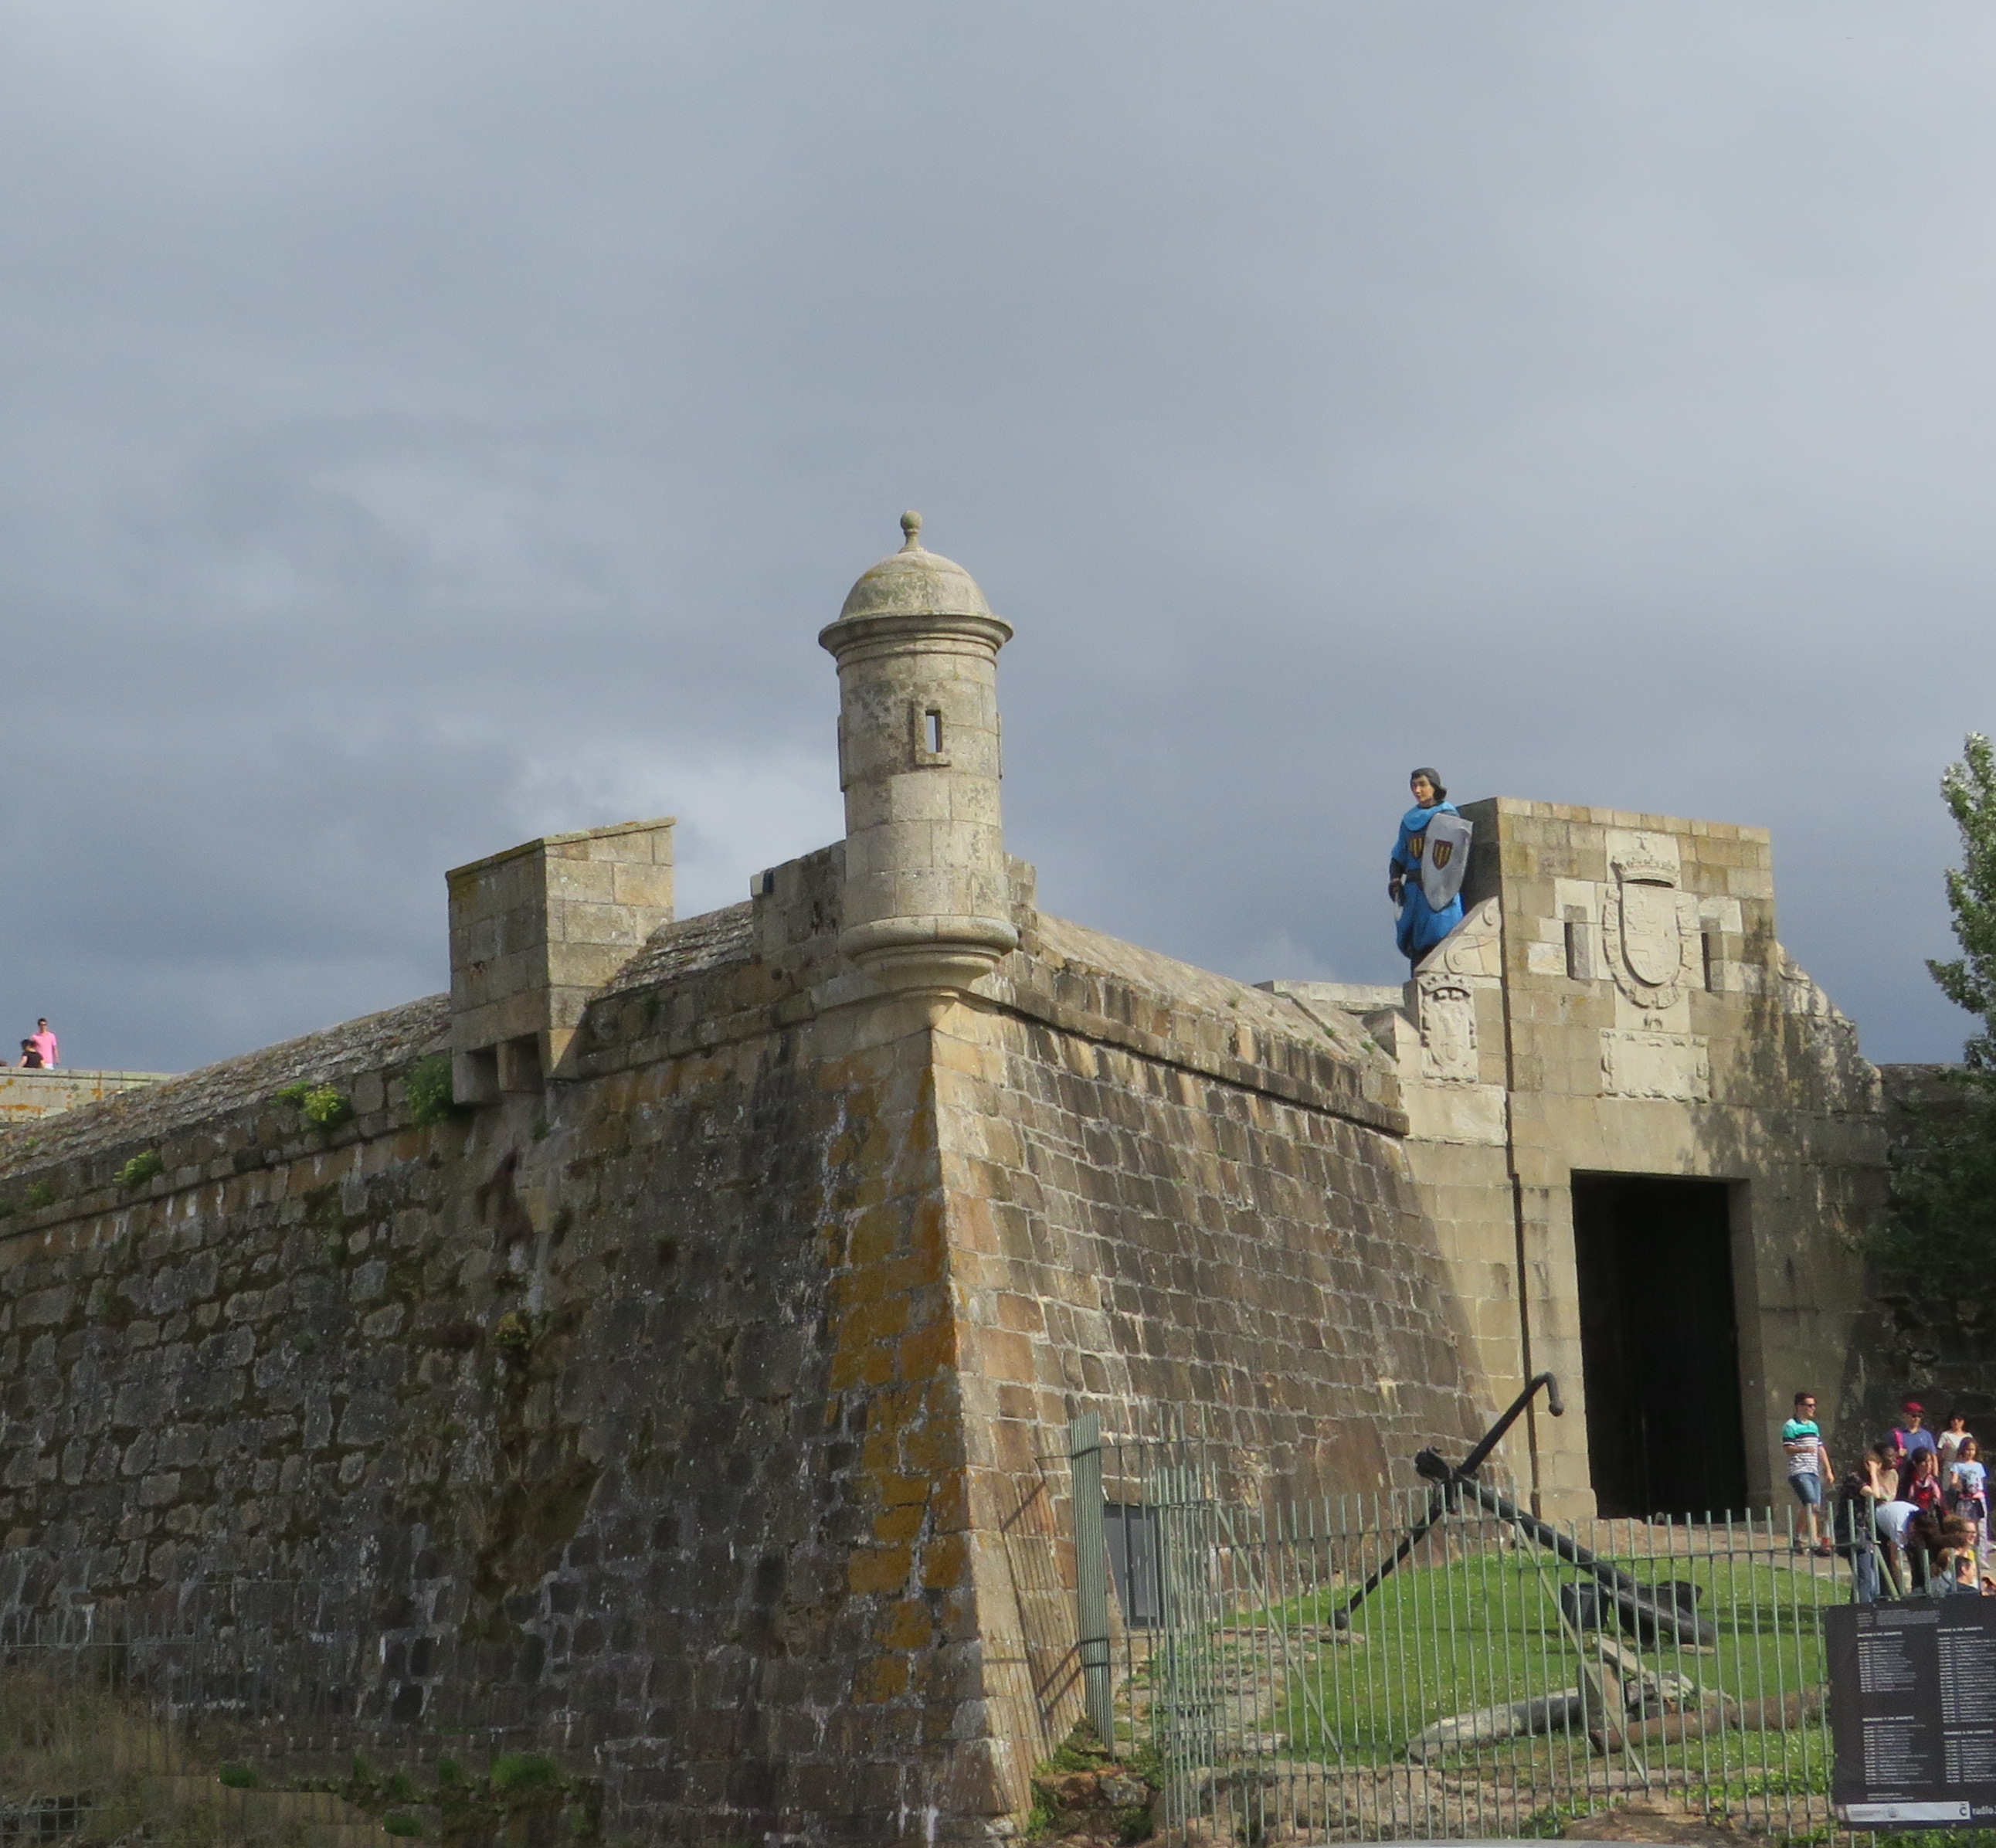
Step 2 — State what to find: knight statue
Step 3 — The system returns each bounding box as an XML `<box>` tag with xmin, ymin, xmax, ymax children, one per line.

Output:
<box><xmin>1388</xmin><ymin>767</ymin><xmax>1472</xmax><ymax>967</ymax></box>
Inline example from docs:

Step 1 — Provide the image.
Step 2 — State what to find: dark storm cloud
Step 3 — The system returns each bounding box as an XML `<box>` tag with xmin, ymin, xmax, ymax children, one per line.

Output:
<box><xmin>2</xmin><ymin>2</ymin><xmax>1991</xmax><ymax>1071</ymax></box>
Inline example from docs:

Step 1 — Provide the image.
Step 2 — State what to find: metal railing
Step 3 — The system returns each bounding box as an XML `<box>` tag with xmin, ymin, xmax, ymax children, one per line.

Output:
<box><xmin>1072</xmin><ymin>1421</ymin><xmax>1862</xmax><ymax>1846</ymax></box>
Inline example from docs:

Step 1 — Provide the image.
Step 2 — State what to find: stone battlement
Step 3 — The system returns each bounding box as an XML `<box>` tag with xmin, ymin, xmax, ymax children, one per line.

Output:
<box><xmin>1465</xmin><ymin>793</ymin><xmax>1772</xmax><ymax>843</ymax></box>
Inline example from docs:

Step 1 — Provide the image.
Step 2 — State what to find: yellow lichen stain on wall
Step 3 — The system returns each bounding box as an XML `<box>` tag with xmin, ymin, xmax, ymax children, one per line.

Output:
<box><xmin>813</xmin><ymin>1038</ymin><xmax>994</xmax><ymax>1829</ymax></box>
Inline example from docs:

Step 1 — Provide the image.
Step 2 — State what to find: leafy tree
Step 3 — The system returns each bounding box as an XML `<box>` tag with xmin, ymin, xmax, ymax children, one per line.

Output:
<box><xmin>1876</xmin><ymin>733</ymin><xmax>1996</xmax><ymax>1313</ymax></box>
<box><xmin>1927</xmin><ymin>732</ymin><xmax>1996</xmax><ymax>1070</ymax></box>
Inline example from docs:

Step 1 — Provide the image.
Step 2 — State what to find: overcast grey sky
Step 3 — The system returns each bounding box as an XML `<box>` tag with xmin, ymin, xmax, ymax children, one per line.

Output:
<box><xmin>2</xmin><ymin>2</ymin><xmax>1991</xmax><ymax>1072</ymax></box>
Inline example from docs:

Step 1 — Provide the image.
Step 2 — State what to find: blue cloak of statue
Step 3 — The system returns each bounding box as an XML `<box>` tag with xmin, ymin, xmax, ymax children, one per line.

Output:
<box><xmin>1390</xmin><ymin>800</ymin><xmax>1465</xmax><ymax>964</ymax></box>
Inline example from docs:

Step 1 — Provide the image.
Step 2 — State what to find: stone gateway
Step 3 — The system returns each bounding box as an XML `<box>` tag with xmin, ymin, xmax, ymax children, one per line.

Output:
<box><xmin>0</xmin><ymin>519</ymin><xmax>1902</xmax><ymax>1843</ymax></box>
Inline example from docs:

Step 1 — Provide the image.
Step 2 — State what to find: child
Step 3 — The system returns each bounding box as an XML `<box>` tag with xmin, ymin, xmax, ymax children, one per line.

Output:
<box><xmin>1947</xmin><ymin>1435</ymin><xmax>1988</xmax><ymax>1558</ymax></box>
<box><xmin>1934</xmin><ymin>1518</ymin><xmax>1979</xmax><ymax>1596</ymax></box>
<box><xmin>1906</xmin><ymin>1449</ymin><xmax>1947</xmax><ymax>1517</ymax></box>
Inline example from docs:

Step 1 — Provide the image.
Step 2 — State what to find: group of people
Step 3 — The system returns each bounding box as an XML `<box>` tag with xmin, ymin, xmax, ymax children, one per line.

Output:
<box><xmin>13</xmin><ymin>1018</ymin><xmax>56</xmax><ymax>1069</ymax></box>
<box><xmin>1784</xmin><ymin>1391</ymin><xmax>1991</xmax><ymax>1599</ymax></box>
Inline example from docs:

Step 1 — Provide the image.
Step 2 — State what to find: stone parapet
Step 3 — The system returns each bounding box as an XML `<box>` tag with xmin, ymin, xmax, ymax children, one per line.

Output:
<box><xmin>0</xmin><ymin>1068</ymin><xmax>170</xmax><ymax>1126</ymax></box>
<box><xmin>446</xmin><ymin>817</ymin><xmax>674</xmax><ymax>1101</ymax></box>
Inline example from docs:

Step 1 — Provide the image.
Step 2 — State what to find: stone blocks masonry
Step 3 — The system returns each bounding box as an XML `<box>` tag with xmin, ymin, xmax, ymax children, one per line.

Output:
<box><xmin>0</xmin><ymin>516</ymin><xmax>1891</xmax><ymax>1845</ymax></box>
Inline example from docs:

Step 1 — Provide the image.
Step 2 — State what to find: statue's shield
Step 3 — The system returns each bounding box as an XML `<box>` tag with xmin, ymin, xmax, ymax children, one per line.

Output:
<box><xmin>1420</xmin><ymin>813</ymin><xmax>1473</xmax><ymax>911</ymax></box>
<box><xmin>1619</xmin><ymin>880</ymin><xmax>1683</xmax><ymax>987</ymax></box>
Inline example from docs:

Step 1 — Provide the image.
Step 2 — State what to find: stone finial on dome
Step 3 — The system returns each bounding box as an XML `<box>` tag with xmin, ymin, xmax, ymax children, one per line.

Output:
<box><xmin>901</xmin><ymin>510</ymin><xmax>922</xmax><ymax>550</ymax></box>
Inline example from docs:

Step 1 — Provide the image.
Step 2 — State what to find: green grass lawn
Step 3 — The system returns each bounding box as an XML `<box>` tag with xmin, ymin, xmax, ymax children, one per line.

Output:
<box><xmin>1166</xmin><ymin>1538</ymin><xmax>1843</xmax><ymax>1768</ymax></box>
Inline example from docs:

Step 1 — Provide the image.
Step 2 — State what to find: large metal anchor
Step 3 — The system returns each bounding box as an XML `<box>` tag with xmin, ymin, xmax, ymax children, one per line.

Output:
<box><xmin>1337</xmin><ymin>1373</ymin><xmax>1719</xmax><ymax>1649</ymax></box>
<box><xmin>1333</xmin><ymin>1371</ymin><xmax>1561</xmax><ymax>1629</ymax></box>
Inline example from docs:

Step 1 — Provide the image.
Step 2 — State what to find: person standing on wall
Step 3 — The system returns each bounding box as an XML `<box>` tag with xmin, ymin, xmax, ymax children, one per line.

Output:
<box><xmin>1781</xmin><ymin>1391</ymin><xmax>1834</xmax><ymax>1558</ymax></box>
<box><xmin>29</xmin><ymin>1019</ymin><xmax>56</xmax><ymax>1068</ymax></box>
<box><xmin>1388</xmin><ymin>768</ymin><xmax>1470</xmax><ymax>968</ymax></box>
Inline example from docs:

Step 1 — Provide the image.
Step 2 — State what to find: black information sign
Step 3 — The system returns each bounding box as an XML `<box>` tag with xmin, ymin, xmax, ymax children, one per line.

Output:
<box><xmin>1828</xmin><ymin>1597</ymin><xmax>1996</xmax><ymax>1828</ymax></box>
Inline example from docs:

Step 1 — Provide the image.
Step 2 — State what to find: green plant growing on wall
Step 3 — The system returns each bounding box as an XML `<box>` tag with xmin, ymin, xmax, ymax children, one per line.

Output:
<box><xmin>115</xmin><ymin>1150</ymin><xmax>164</xmax><ymax>1191</ymax></box>
<box><xmin>300</xmin><ymin>1084</ymin><xmax>351</xmax><ymax>1128</ymax></box>
<box><xmin>491</xmin><ymin>1310</ymin><xmax>536</xmax><ymax>1362</ymax></box>
<box><xmin>1879</xmin><ymin>732</ymin><xmax>1996</xmax><ymax>1316</ymax></box>
<box><xmin>24</xmin><ymin>1180</ymin><xmax>54</xmax><ymax>1211</ymax></box>
<box><xmin>490</xmin><ymin>1753</ymin><xmax>558</xmax><ymax>1794</ymax></box>
<box><xmin>405</xmin><ymin>1052</ymin><xmax>463</xmax><ymax>1127</ymax></box>
<box><xmin>427</xmin><ymin>1751</ymin><xmax>595</xmax><ymax>1846</ymax></box>
<box><xmin>273</xmin><ymin>1079</ymin><xmax>352</xmax><ymax>1129</ymax></box>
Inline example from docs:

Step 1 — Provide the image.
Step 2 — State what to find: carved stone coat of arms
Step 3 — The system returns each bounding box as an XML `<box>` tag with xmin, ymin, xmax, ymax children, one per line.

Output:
<box><xmin>1601</xmin><ymin>835</ymin><xmax>1692</xmax><ymax>1010</ymax></box>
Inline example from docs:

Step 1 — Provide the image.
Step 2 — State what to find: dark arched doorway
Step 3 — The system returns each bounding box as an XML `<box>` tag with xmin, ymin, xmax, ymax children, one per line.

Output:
<box><xmin>1572</xmin><ymin>1173</ymin><xmax>1750</xmax><ymax>1520</ymax></box>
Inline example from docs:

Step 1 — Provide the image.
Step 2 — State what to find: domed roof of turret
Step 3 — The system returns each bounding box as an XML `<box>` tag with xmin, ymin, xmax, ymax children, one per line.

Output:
<box><xmin>834</xmin><ymin>511</ymin><xmax>993</xmax><ymax>622</ymax></box>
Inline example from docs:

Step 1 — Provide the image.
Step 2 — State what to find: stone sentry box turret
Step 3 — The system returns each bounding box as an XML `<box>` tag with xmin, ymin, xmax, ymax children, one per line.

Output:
<box><xmin>820</xmin><ymin>511</ymin><xmax>1017</xmax><ymax>993</ymax></box>
<box><xmin>446</xmin><ymin>817</ymin><xmax>675</xmax><ymax>1102</ymax></box>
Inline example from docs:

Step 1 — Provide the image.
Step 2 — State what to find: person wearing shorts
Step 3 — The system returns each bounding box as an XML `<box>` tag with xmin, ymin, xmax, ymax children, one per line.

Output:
<box><xmin>1782</xmin><ymin>1391</ymin><xmax>1834</xmax><ymax>1557</ymax></box>
<box><xmin>1948</xmin><ymin>1436</ymin><xmax>1988</xmax><ymax>1560</ymax></box>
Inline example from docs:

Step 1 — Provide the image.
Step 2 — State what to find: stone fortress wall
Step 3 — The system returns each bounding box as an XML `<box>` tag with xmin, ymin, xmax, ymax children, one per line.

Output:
<box><xmin>0</xmin><ymin>518</ymin><xmax>1487</xmax><ymax>1845</ymax></box>
<box><xmin>0</xmin><ymin>849</ymin><xmax>1478</xmax><ymax>1845</ymax></box>
<box><xmin>0</xmin><ymin>514</ymin><xmax>1914</xmax><ymax>1843</ymax></box>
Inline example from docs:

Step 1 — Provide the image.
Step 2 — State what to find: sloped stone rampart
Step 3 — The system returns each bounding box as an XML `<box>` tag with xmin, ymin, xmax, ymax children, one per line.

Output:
<box><xmin>932</xmin><ymin>918</ymin><xmax>1482</xmax><ymax>1812</ymax></box>
<box><xmin>0</xmin><ymin>934</ymin><xmax>990</xmax><ymax>1843</ymax></box>
<box><xmin>0</xmin><ymin>873</ymin><xmax>1476</xmax><ymax>1844</ymax></box>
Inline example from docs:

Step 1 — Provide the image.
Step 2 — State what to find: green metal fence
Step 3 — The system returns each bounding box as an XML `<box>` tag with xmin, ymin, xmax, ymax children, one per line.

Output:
<box><xmin>1077</xmin><ymin>1426</ymin><xmax>1857</xmax><ymax>1846</ymax></box>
